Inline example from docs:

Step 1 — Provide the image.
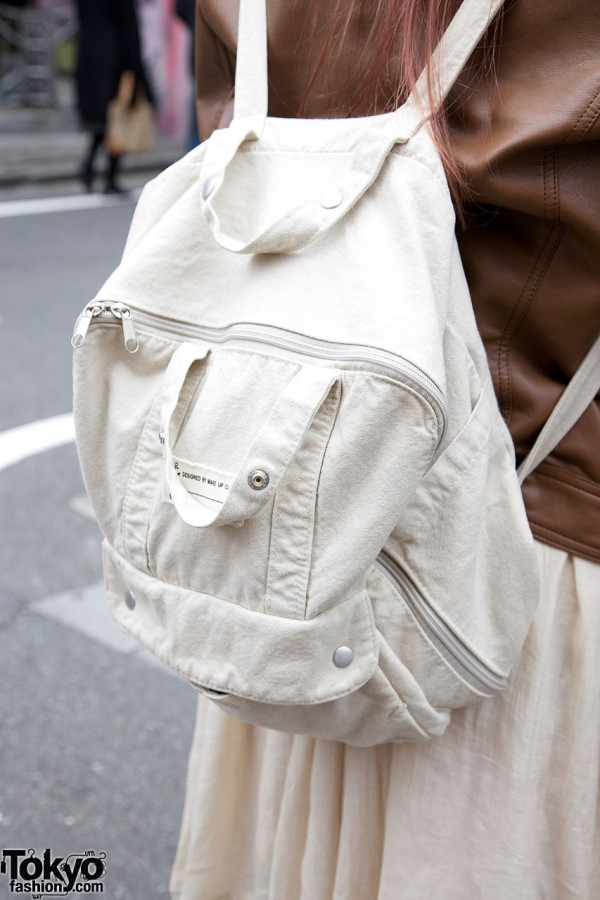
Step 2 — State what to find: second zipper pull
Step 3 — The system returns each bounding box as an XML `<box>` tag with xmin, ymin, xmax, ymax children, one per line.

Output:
<box><xmin>110</xmin><ymin>303</ymin><xmax>139</xmax><ymax>353</ymax></box>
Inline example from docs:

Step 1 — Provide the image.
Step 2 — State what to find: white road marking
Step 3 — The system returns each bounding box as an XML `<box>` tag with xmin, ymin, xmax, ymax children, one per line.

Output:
<box><xmin>32</xmin><ymin>580</ymin><xmax>173</xmax><ymax>674</ymax></box>
<box><xmin>0</xmin><ymin>191</ymin><xmax>139</xmax><ymax>219</ymax></box>
<box><xmin>2</xmin><ymin>416</ymin><xmax>174</xmax><ymax>678</ymax></box>
<box><xmin>0</xmin><ymin>413</ymin><xmax>75</xmax><ymax>472</ymax></box>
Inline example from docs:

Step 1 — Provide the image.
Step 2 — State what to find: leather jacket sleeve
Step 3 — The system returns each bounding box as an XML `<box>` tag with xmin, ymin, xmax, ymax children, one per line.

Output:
<box><xmin>447</xmin><ymin>0</ymin><xmax>600</xmax><ymax>560</ymax></box>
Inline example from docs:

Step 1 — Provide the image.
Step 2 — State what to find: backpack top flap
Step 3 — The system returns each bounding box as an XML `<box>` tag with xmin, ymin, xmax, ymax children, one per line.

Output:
<box><xmin>197</xmin><ymin>0</ymin><xmax>506</xmax><ymax>256</ymax></box>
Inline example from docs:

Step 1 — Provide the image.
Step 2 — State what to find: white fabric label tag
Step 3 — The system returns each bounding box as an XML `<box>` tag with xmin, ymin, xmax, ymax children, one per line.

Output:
<box><xmin>165</xmin><ymin>459</ymin><xmax>233</xmax><ymax>507</ymax></box>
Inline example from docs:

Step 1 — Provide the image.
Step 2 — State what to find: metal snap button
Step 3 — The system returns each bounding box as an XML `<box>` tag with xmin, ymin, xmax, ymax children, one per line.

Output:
<box><xmin>248</xmin><ymin>469</ymin><xmax>269</xmax><ymax>491</ymax></box>
<box><xmin>320</xmin><ymin>189</ymin><xmax>343</xmax><ymax>209</ymax></box>
<box><xmin>124</xmin><ymin>590</ymin><xmax>136</xmax><ymax>611</ymax></box>
<box><xmin>332</xmin><ymin>646</ymin><xmax>354</xmax><ymax>668</ymax></box>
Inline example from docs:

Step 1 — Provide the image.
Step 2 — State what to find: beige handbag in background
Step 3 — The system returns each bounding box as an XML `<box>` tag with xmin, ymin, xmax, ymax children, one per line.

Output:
<box><xmin>105</xmin><ymin>70</ymin><xmax>154</xmax><ymax>156</ymax></box>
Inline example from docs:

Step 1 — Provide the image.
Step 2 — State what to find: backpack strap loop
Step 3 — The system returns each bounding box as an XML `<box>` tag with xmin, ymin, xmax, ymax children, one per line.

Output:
<box><xmin>161</xmin><ymin>343</ymin><xmax>341</xmax><ymax>528</ymax></box>
<box><xmin>401</xmin><ymin>0</ymin><xmax>505</xmax><ymax>129</ymax></box>
<box><xmin>200</xmin><ymin>109</ymin><xmax>415</xmax><ymax>255</ymax></box>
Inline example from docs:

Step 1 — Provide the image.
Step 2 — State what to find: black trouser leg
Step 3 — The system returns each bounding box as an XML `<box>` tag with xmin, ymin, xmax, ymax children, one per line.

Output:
<box><xmin>80</xmin><ymin>131</ymin><xmax>103</xmax><ymax>191</ymax></box>
<box><xmin>104</xmin><ymin>153</ymin><xmax>125</xmax><ymax>193</ymax></box>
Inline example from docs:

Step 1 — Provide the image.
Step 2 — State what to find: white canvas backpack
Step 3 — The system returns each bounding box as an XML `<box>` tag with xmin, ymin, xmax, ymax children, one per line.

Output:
<box><xmin>72</xmin><ymin>0</ymin><xmax>598</xmax><ymax>746</ymax></box>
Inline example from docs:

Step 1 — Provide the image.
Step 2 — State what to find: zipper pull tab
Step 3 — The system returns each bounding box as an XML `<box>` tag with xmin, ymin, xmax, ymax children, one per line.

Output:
<box><xmin>110</xmin><ymin>303</ymin><xmax>139</xmax><ymax>353</ymax></box>
<box><xmin>71</xmin><ymin>303</ymin><xmax>102</xmax><ymax>348</ymax></box>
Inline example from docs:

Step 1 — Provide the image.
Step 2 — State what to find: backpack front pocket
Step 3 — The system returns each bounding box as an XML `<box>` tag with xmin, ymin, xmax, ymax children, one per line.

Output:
<box><xmin>134</xmin><ymin>343</ymin><xmax>343</xmax><ymax>610</ymax></box>
<box><xmin>82</xmin><ymin>324</ymin><xmax>446</xmax><ymax>742</ymax></box>
<box><xmin>121</xmin><ymin>338</ymin><xmax>441</xmax><ymax>616</ymax></box>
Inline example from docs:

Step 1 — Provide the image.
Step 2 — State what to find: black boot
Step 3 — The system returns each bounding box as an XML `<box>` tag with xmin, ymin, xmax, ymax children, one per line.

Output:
<box><xmin>103</xmin><ymin>154</ymin><xmax>128</xmax><ymax>194</ymax></box>
<box><xmin>79</xmin><ymin>132</ymin><xmax>103</xmax><ymax>192</ymax></box>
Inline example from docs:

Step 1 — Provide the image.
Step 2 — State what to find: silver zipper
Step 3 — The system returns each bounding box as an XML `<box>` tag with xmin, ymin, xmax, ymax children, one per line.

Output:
<box><xmin>376</xmin><ymin>551</ymin><xmax>508</xmax><ymax>694</ymax></box>
<box><xmin>72</xmin><ymin>302</ymin><xmax>139</xmax><ymax>353</ymax></box>
<box><xmin>72</xmin><ymin>302</ymin><xmax>447</xmax><ymax>443</ymax></box>
<box><xmin>71</xmin><ymin>302</ymin><xmax>104</xmax><ymax>347</ymax></box>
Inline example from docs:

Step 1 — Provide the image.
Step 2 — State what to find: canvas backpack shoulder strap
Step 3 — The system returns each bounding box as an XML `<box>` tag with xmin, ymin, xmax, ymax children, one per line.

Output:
<box><xmin>233</xmin><ymin>0</ymin><xmax>268</xmax><ymax>122</ymax></box>
<box><xmin>401</xmin><ymin>0</ymin><xmax>504</xmax><ymax>129</ymax></box>
<box><xmin>517</xmin><ymin>334</ymin><xmax>600</xmax><ymax>484</ymax></box>
<box><xmin>231</xmin><ymin>0</ymin><xmax>505</xmax><ymax>125</ymax></box>
<box><xmin>200</xmin><ymin>0</ymin><xmax>506</xmax><ymax>255</ymax></box>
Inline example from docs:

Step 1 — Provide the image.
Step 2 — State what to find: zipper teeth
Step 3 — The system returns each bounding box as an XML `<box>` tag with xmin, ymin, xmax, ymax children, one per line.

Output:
<box><xmin>376</xmin><ymin>552</ymin><xmax>507</xmax><ymax>693</ymax></box>
<box><xmin>94</xmin><ymin>305</ymin><xmax>448</xmax><ymax>443</ymax></box>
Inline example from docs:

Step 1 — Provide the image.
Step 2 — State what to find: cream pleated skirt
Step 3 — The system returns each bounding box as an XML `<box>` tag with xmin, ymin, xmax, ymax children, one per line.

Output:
<box><xmin>170</xmin><ymin>542</ymin><xmax>600</xmax><ymax>900</ymax></box>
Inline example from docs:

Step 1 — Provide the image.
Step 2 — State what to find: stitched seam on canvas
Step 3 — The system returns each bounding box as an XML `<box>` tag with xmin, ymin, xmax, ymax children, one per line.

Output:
<box><xmin>304</xmin><ymin>385</ymin><xmax>344</xmax><ymax>615</ymax></box>
<box><xmin>265</xmin><ymin>382</ymin><xmax>340</xmax><ymax>618</ymax></box>
<box><xmin>121</xmin><ymin>391</ymin><xmax>163</xmax><ymax>570</ymax></box>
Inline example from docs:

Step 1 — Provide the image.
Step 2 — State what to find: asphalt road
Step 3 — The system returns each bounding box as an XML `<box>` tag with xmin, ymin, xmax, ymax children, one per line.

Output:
<box><xmin>0</xmin><ymin>186</ymin><xmax>198</xmax><ymax>899</ymax></box>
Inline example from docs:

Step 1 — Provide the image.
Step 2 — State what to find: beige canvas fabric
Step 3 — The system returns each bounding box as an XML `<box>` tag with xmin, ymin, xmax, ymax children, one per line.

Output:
<box><xmin>72</xmin><ymin>0</ymin><xmax>542</xmax><ymax>745</ymax></box>
<box><xmin>169</xmin><ymin>541</ymin><xmax>600</xmax><ymax>900</ymax></box>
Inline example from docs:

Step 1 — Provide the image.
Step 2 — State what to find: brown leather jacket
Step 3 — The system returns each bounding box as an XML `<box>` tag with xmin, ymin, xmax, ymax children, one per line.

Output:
<box><xmin>195</xmin><ymin>0</ymin><xmax>600</xmax><ymax>561</ymax></box>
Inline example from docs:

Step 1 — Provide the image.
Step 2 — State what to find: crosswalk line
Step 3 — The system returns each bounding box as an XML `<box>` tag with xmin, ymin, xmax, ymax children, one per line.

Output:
<box><xmin>32</xmin><ymin>580</ymin><xmax>175</xmax><ymax>676</ymax></box>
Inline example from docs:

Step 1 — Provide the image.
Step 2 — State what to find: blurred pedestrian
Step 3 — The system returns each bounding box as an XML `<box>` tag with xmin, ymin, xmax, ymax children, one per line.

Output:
<box><xmin>75</xmin><ymin>0</ymin><xmax>153</xmax><ymax>193</ymax></box>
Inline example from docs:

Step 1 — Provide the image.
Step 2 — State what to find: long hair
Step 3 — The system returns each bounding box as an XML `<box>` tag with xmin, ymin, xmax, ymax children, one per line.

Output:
<box><xmin>300</xmin><ymin>0</ymin><xmax>501</xmax><ymax>209</ymax></box>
